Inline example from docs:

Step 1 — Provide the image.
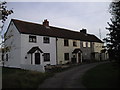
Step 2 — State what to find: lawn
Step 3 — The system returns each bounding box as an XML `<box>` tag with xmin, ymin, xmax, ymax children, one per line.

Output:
<box><xmin>2</xmin><ymin>64</ymin><xmax>76</xmax><ymax>89</ymax></box>
<box><xmin>82</xmin><ymin>62</ymin><xmax>120</xmax><ymax>88</ymax></box>
<box><xmin>2</xmin><ymin>67</ymin><xmax>53</xmax><ymax>89</ymax></box>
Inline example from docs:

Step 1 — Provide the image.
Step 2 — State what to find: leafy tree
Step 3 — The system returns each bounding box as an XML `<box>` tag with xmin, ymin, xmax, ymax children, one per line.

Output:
<box><xmin>104</xmin><ymin>1</ymin><xmax>120</xmax><ymax>62</ymax></box>
<box><xmin>0</xmin><ymin>2</ymin><xmax>13</xmax><ymax>22</ymax></box>
<box><xmin>0</xmin><ymin>1</ymin><xmax>13</xmax><ymax>66</ymax></box>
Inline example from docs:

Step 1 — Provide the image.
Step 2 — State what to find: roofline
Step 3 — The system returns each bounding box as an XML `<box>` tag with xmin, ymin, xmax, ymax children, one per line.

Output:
<box><xmin>21</xmin><ymin>33</ymin><xmax>103</xmax><ymax>43</ymax></box>
<box><xmin>4</xmin><ymin>19</ymin><xmax>22</xmax><ymax>37</ymax></box>
<box><xmin>11</xmin><ymin>19</ymin><xmax>104</xmax><ymax>43</ymax></box>
<box><xmin>12</xmin><ymin>19</ymin><xmax>80</xmax><ymax>33</ymax></box>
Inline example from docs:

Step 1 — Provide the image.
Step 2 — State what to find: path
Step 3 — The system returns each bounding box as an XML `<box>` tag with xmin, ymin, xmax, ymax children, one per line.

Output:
<box><xmin>39</xmin><ymin>62</ymin><xmax>107</xmax><ymax>88</ymax></box>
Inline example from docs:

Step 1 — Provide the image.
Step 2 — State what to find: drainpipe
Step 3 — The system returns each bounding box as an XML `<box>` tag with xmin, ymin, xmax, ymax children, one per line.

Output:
<box><xmin>56</xmin><ymin>37</ymin><xmax>58</xmax><ymax>65</ymax></box>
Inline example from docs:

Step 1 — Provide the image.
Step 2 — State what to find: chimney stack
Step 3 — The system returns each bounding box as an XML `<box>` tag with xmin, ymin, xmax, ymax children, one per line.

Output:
<box><xmin>43</xmin><ymin>19</ymin><xmax>49</xmax><ymax>27</ymax></box>
<box><xmin>80</xmin><ymin>28</ymin><xmax>87</xmax><ymax>34</ymax></box>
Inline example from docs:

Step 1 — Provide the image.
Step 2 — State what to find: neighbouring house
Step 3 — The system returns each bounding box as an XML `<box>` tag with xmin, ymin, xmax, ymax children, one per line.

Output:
<box><xmin>79</xmin><ymin>29</ymin><xmax>107</xmax><ymax>61</ymax></box>
<box><xmin>4</xmin><ymin>19</ymin><xmax>108</xmax><ymax>71</ymax></box>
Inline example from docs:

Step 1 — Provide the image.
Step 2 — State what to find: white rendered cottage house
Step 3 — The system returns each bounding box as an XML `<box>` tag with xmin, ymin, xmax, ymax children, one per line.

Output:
<box><xmin>4</xmin><ymin>19</ymin><xmax>57</xmax><ymax>71</ymax></box>
<box><xmin>4</xmin><ymin>19</ymin><xmax>106</xmax><ymax>71</ymax></box>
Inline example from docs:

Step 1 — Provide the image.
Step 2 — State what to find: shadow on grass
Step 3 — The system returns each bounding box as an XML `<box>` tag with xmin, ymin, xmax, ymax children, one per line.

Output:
<box><xmin>82</xmin><ymin>62</ymin><xmax>120</xmax><ymax>88</ymax></box>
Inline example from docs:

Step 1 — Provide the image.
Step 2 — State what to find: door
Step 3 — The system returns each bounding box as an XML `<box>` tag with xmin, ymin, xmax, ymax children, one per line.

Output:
<box><xmin>35</xmin><ymin>53</ymin><xmax>40</xmax><ymax>64</ymax></box>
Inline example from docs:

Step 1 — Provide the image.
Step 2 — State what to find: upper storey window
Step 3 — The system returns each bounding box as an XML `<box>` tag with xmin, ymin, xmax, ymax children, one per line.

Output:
<box><xmin>29</xmin><ymin>35</ymin><xmax>37</xmax><ymax>43</ymax></box>
<box><xmin>64</xmin><ymin>39</ymin><xmax>69</xmax><ymax>46</ymax></box>
<box><xmin>43</xmin><ymin>37</ymin><xmax>50</xmax><ymax>44</ymax></box>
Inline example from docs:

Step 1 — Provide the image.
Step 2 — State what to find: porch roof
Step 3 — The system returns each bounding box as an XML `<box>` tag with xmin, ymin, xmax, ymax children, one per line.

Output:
<box><xmin>27</xmin><ymin>47</ymin><xmax>43</xmax><ymax>54</ymax></box>
<box><xmin>72</xmin><ymin>48</ymin><xmax>82</xmax><ymax>54</ymax></box>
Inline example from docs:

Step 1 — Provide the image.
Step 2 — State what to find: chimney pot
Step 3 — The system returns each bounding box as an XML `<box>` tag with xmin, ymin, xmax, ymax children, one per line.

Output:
<box><xmin>80</xmin><ymin>28</ymin><xmax>87</xmax><ymax>34</ymax></box>
<box><xmin>43</xmin><ymin>19</ymin><xmax>49</xmax><ymax>26</ymax></box>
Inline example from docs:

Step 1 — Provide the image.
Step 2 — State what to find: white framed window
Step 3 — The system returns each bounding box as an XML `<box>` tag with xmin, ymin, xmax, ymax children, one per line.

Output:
<box><xmin>73</xmin><ymin>41</ymin><xmax>77</xmax><ymax>47</ymax></box>
<box><xmin>43</xmin><ymin>37</ymin><xmax>50</xmax><ymax>44</ymax></box>
<box><xmin>6</xmin><ymin>54</ymin><xmax>8</xmax><ymax>61</ymax></box>
<box><xmin>88</xmin><ymin>42</ymin><xmax>91</xmax><ymax>47</ymax></box>
<box><xmin>64</xmin><ymin>53</ymin><xmax>69</xmax><ymax>61</ymax></box>
<box><xmin>44</xmin><ymin>53</ymin><xmax>50</xmax><ymax>61</ymax></box>
<box><xmin>29</xmin><ymin>35</ymin><xmax>37</xmax><ymax>43</ymax></box>
<box><xmin>83</xmin><ymin>42</ymin><xmax>86</xmax><ymax>47</ymax></box>
<box><xmin>64</xmin><ymin>39</ymin><xmax>69</xmax><ymax>46</ymax></box>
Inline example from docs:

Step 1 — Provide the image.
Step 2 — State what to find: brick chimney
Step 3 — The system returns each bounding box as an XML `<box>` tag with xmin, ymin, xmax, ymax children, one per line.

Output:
<box><xmin>80</xmin><ymin>28</ymin><xmax>87</xmax><ymax>34</ymax></box>
<box><xmin>43</xmin><ymin>19</ymin><xmax>49</xmax><ymax>27</ymax></box>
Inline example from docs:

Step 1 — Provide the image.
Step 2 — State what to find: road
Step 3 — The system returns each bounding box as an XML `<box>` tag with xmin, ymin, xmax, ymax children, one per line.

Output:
<box><xmin>39</xmin><ymin>62</ymin><xmax>107</xmax><ymax>88</ymax></box>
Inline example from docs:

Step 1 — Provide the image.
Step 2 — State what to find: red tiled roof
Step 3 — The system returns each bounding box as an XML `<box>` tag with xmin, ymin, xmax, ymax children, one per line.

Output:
<box><xmin>12</xmin><ymin>19</ymin><xmax>103</xmax><ymax>43</ymax></box>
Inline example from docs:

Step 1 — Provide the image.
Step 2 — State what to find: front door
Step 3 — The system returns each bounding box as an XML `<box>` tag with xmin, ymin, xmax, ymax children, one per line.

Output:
<box><xmin>35</xmin><ymin>53</ymin><xmax>40</xmax><ymax>64</ymax></box>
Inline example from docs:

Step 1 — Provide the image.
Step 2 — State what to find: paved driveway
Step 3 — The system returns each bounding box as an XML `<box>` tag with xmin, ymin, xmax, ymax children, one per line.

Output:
<box><xmin>39</xmin><ymin>62</ymin><xmax>107</xmax><ymax>88</ymax></box>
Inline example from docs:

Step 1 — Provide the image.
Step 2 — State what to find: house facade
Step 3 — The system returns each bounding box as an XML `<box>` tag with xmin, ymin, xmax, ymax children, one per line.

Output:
<box><xmin>4</xmin><ymin>19</ymin><xmax>108</xmax><ymax>70</ymax></box>
<box><xmin>57</xmin><ymin>38</ymin><xmax>81</xmax><ymax>64</ymax></box>
<box><xmin>4</xmin><ymin>20</ymin><xmax>57</xmax><ymax>69</ymax></box>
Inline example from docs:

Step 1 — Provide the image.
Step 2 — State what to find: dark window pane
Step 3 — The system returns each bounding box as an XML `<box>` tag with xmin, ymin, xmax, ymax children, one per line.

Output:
<box><xmin>43</xmin><ymin>37</ymin><xmax>50</xmax><ymax>43</ymax></box>
<box><xmin>44</xmin><ymin>53</ymin><xmax>50</xmax><ymax>61</ymax></box>
<box><xmin>6</xmin><ymin>54</ymin><xmax>8</xmax><ymax>61</ymax></box>
<box><xmin>29</xmin><ymin>36</ymin><xmax>37</xmax><ymax>43</ymax></box>
<box><xmin>64</xmin><ymin>39</ymin><xmax>69</xmax><ymax>46</ymax></box>
<box><xmin>64</xmin><ymin>53</ymin><xmax>69</xmax><ymax>60</ymax></box>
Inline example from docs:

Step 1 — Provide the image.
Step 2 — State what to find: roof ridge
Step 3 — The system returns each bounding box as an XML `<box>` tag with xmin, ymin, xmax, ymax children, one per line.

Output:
<box><xmin>12</xmin><ymin>19</ymin><xmax>42</xmax><ymax>26</ymax></box>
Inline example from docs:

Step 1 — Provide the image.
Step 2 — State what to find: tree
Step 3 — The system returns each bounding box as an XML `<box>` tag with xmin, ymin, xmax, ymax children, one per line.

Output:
<box><xmin>0</xmin><ymin>1</ymin><xmax>13</xmax><ymax>66</ymax></box>
<box><xmin>104</xmin><ymin>1</ymin><xmax>120</xmax><ymax>62</ymax></box>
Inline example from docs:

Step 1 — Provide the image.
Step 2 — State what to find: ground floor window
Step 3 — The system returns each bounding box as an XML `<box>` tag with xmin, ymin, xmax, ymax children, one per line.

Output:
<box><xmin>44</xmin><ymin>53</ymin><xmax>50</xmax><ymax>61</ymax></box>
<box><xmin>64</xmin><ymin>53</ymin><xmax>69</xmax><ymax>61</ymax></box>
<box><xmin>6</xmin><ymin>54</ymin><xmax>8</xmax><ymax>61</ymax></box>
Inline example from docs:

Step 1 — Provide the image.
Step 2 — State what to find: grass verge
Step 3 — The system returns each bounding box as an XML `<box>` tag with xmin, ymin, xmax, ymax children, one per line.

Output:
<box><xmin>2</xmin><ymin>67</ymin><xmax>53</xmax><ymax>89</ymax></box>
<box><xmin>2</xmin><ymin>64</ymin><xmax>79</xmax><ymax>89</ymax></box>
<box><xmin>82</xmin><ymin>62</ymin><xmax>120</xmax><ymax>88</ymax></box>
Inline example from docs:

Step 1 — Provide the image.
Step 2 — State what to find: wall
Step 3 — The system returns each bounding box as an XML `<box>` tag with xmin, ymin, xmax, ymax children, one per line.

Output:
<box><xmin>21</xmin><ymin>34</ymin><xmax>56</xmax><ymax>66</ymax></box>
<box><xmin>4</xmin><ymin>21</ymin><xmax>21</xmax><ymax>68</ymax></box>
<box><xmin>80</xmin><ymin>41</ymin><xmax>93</xmax><ymax>60</ymax></box>
<box><xmin>57</xmin><ymin>38</ymin><xmax>80</xmax><ymax>64</ymax></box>
<box><xmin>20</xmin><ymin>64</ymin><xmax>45</xmax><ymax>72</ymax></box>
<box><xmin>93</xmin><ymin>42</ymin><xmax>104</xmax><ymax>53</ymax></box>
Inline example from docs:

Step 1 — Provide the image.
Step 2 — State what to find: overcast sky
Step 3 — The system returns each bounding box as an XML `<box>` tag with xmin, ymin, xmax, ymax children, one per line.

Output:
<box><xmin>3</xmin><ymin>1</ymin><xmax>112</xmax><ymax>40</ymax></box>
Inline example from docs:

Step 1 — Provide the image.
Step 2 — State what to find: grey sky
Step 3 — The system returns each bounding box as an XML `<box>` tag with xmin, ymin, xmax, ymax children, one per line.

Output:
<box><xmin>4</xmin><ymin>2</ymin><xmax>111</xmax><ymax>40</ymax></box>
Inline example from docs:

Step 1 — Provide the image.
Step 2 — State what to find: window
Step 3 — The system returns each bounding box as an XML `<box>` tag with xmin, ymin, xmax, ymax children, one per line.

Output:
<box><xmin>73</xmin><ymin>41</ymin><xmax>77</xmax><ymax>47</ymax></box>
<box><xmin>29</xmin><ymin>35</ymin><xmax>37</xmax><ymax>43</ymax></box>
<box><xmin>43</xmin><ymin>37</ymin><xmax>50</xmax><ymax>43</ymax></box>
<box><xmin>44</xmin><ymin>53</ymin><xmax>50</xmax><ymax>61</ymax></box>
<box><xmin>83</xmin><ymin>42</ymin><xmax>86</xmax><ymax>47</ymax></box>
<box><xmin>64</xmin><ymin>39</ymin><xmax>69</xmax><ymax>46</ymax></box>
<box><xmin>6</xmin><ymin>54</ymin><xmax>8</xmax><ymax>61</ymax></box>
<box><xmin>64</xmin><ymin>53</ymin><xmax>69</xmax><ymax>60</ymax></box>
<box><xmin>88</xmin><ymin>42</ymin><xmax>91</xmax><ymax>47</ymax></box>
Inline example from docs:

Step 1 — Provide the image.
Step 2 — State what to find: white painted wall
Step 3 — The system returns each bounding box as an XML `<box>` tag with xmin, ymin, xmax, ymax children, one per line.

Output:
<box><xmin>20</xmin><ymin>64</ymin><xmax>45</xmax><ymax>72</ymax></box>
<box><xmin>57</xmin><ymin>38</ymin><xmax>80</xmax><ymax>64</ymax></box>
<box><xmin>93</xmin><ymin>42</ymin><xmax>104</xmax><ymax>53</ymax></box>
<box><xmin>4</xmin><ymin>21</ymin><xmax>21</xmax><ymax>68</ymax></box>
<box><xmin>21</xmin><ymin>34</ymin><xmax>56</xmax><ymax>66</ymax></box>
